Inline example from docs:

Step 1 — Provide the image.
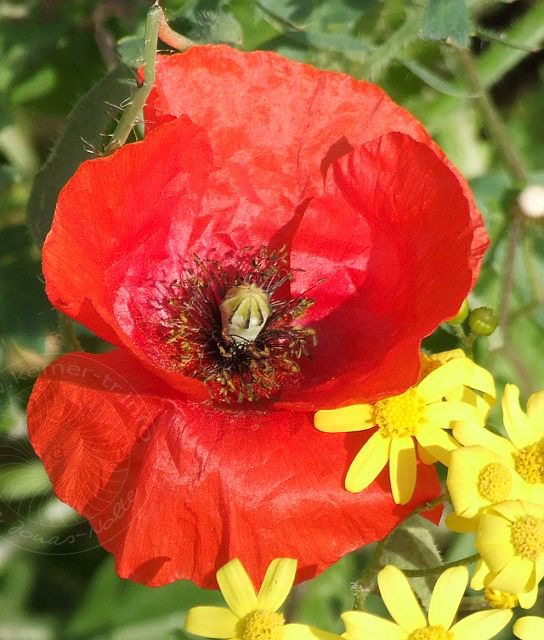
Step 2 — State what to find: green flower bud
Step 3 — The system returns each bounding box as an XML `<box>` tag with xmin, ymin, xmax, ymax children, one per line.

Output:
<box><xmin>220</xmin><ymin>284</ymin><xmax>271</xmax><ymax>343</ymax></box>
<box><xmin>447</xmin><ymin>299</ymin><xmax>469</xmax><ymax>326</ymax></box>
<box><xmin>469</xmin><ymin>307</ymin><xmax>499</xmax><ymax>337</ymax></box>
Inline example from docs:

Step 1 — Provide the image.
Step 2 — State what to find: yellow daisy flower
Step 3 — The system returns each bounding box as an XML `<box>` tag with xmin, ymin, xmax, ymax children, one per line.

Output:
<box><xmin>185</xmin><ymin>557</ymin><xmax>341</xmax><ymax>640</ymax></box>
<box><xmin>454</xmin><ymin>384</ymin><xmax>544</xmax><ymax>506</ymax></box>
<box><xmin>420</xmin><ymin>350</ymin><xmax>495</xmax><ymax>418</ymax></box>
<box><xmin>342</xmin><ymin>565</ymin><xmax>512</xmax><ymax>640</ymax></box>
<box><xmin>446</xmin><ymin>445</ymin><xmax>528</xmax><ymax>525</ymax></box>
<box><xmin>514</xmin><ymin>616</ymin><xmax>544</xmax><ymax>640</ymax></box>
<box><xmin>315</xmin><ymin>357</ymin><xmax>488</xmax><ymax>504</ymax></box>
<box><xmin>473</xmin><ymin>500</ymin><xmax>544</xmax><ymax>609</ymax></box>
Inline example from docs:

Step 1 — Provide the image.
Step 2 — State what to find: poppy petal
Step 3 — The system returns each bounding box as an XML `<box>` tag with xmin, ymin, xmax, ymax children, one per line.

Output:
<box><xmin>144</xmin><ymin>46</ymin><xmax>487</xmax><ymax>286</ymax></box>
<box><xmin>28</xmin><ymin>350</ymin><xmax>442</xmax><ymax>589</ymax></box>
<box><xmin>284</xmin><ymin>133</ymin><xmax>479</xmax><ymax>408</ymax></box>
<box><xmin>42</xmin><ymin>116</ymin><xmax>214</xmax><ymax>399</ymax></box>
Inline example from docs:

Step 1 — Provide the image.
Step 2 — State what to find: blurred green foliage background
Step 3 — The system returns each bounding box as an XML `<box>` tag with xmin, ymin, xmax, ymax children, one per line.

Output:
<box><xmin>1</xmin><ymin>0</ymin><xmax>544</xmax><ymax>638</ymax></box>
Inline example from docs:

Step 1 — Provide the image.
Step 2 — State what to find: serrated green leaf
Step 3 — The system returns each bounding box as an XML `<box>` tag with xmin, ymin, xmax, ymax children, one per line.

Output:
<box><xmin>117</xmin><ymin>36</ymin><xmax>144</xmax><ymax>69</ymax></box>
<box><xmin>422</xmin><ymin>0</ymin><xmax>471</xmax><ymax>48</ymax></box>
<box><xmin>26</xmin><ymin>64</ymin><xmax>135</xmax><ymax>248</ymax></box>
<box><xmin>381</xmin><ymin>516</ymin><xmax>442</xmax><ymax>607</ymax></box>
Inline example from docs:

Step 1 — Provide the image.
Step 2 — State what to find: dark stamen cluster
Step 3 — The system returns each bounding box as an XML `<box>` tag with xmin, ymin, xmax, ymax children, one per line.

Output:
<box><xmin>161</xmin><ymin>246</ymin><xmax>317</xmax><ymax>404</ymax></box>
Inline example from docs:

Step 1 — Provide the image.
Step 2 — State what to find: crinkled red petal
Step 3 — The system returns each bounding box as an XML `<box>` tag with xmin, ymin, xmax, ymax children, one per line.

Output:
<box><xmin>42</xmin><ymin>116</ymin><xmax>216</xmax><ymax>398</ymax></box>
<box><xmin>28</xmin><ymin>350</ymin><xmax>441</xmax><ymax>588</ymax></box>
<box><xmin>279</xmin><ymin>132</ymin><xmax>478</xmax><ymax>409</ymax></box>
<box><xmin>143</xmin><ymin>46</ymin><xmax>487</xmax><ymax>287</ymax></box>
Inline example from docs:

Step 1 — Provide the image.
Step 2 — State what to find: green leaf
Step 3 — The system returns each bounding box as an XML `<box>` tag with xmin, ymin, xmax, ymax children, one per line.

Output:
<box><xmin>381</xmin><ymin>515</ymin><xmax>442</xmax><ymax>607</ymax></box>
<box><xmin>422</xmin><ymin>0</ymin><xmax>471</xmax><ymax>48</ymax></box>
<box><xmin>26</xmin><ymin>64</ymin><xmax>135</xmax><ymax>248</ymax></box>
<box><xmin>117</xmin><ymin>36</ymin><xmax>144</xmax><ymax>69</ymax></box>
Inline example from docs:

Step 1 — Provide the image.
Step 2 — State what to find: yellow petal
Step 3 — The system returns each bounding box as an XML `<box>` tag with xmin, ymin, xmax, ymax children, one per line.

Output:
<box><xmin>462</xmin><ymin>360</ymin><xmax>496</xmax><ymax>398</ymax></box>
<box><xmin>453</xmin><ymin>423</ymin><xmax>514</xmax><ymax>459</ymax></box>
<box><xmin>491</xmin><ymin>500</ymin><xmax>528</xmax><ymax>522</ymax></box>
<box><xmin>477</xmin><ymin>512</ymin><xmax>511</xmax><ymax>542</ymax></box>
<box><xmin>425</xmin><ymin>401</ymin><xmax>484</xmax><ymax>429</ymax></box>
<box><xmin>417</xmin><ymin>440</ymin><xmax>436</xmax><ymax>464</ymax></box>
<box><xmin>514</xmin><ymin>616</ymin><xmax>544</xmax><ymax>640</ymax></box>
<box><xmin>447</xmin><ymin>387</ymin><xmax>494</xmax><ymax>420</ymax></box>
<box><xmin>345</xmin><ymin>432</ymin><xmax>390</xmax><ymax>493</ymax></box>
<box><xmin>446</xmin><ymin>446</ymin><xmax>512</xmax><ymax>518</ymax></box>
<box><xmin>445</xmin><ymin>513</ymin><xmax>479</xmax><ymax>533</ymax></box>
<box><xmin>415</xmin><ymin>427</ymin><xmax>458</xmax><ymax>466</ymax></box>
<box><xmin>450</xmin><ymin>610</ymin><xmax>512</xmax><ymax>640</ymax></box>
<box><xmin>377</xmin><ymin>565</ymin><xmax>426</xmax><ymax>633</ymax></box>
<box><xmin>185</xmin><ymin>606</ymin><xmax>239</xmax><ymax>638</ymax></box>
<box><xmin>428</xmin><ymin>566</ymin><xmax>468</xmax><ymax>630</ymax></box>
<box><xmin>502</xmin><ymin>384</ymin><xmax>537</xmax><ymax>449</ymax></box>
<box><xmin>418</xmin><ymin>358</ymin><xmax>478</xmax><ymax>403</ymax></box>
<box><xmin>341</xmin><ymin>611</ymin><xmax>405</xmax><ymax>640</ymax></box>
<box><xmin>526</xmin><ymin>391</ymin><xmax>544</xmax><ymax>440</ymax></box>
<box><xmin>487</xmin><ymin>558</ymin><xmax>533</xmax><ymax>594</ymax></box>
<box><xmin>282</xmin><ymin>623</ymin><xmax>342</xmax><ymax>640</ymax></box>
<box><xmin>314</xmin><ymin>405</ymin><xmax>374</xmax><ymax>433</ymax></box>
<box><xmin>217</xmin><ymin>558</ymin><xmax>257</xmax><ymax>618</ymax></box>
<box><xmin>518</xmin><ymin>583</ymin><xmax>538</xmax><ymax>609</ymax></box>
<box><xmin>389</xmin><ymin>436</ymin><xmax>417</xmax><ymax>504</ymax></box>
<box><xmin>257</xmin><ymin>558</ymin><xmax>297</xmax><ymax>612</ymax></box>
<box><xmin>470</xmin><ymin>559</ymin><xmax>489</xmax><ymax>590</ymax></box>
<box><xmin>535</xmin><ymin>554</ymin><xmax>544</xmax><ymax>583</ymax></box>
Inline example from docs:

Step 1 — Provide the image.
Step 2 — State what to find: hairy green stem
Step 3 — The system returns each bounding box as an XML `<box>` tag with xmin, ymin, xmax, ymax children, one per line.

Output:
<box><xmin>104</xmin><ymin>1</ymin><xmax>160</xmax><ymax>154</ymax></box>
<box><xmin>402</xmin><ymin>553</ymin><xmax>480</xmax><ymax>578</ymax></box>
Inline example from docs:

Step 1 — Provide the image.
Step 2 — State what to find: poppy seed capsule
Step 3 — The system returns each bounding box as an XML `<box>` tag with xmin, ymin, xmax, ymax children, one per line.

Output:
<box><xmin>220</xmin><ymin>284</ymin><xmax>271</xmax><ymax>343</ymax></box>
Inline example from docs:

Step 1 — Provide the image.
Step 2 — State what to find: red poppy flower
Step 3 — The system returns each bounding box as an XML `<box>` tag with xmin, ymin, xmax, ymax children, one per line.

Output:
<box><xmin>28</xmin><ymin>46</ymin><xmax>487</xmax><ymax>589</ymax></box>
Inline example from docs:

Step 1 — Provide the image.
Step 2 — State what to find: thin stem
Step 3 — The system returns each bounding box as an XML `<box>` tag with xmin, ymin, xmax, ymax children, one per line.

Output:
<box><xmin>457</xmin><ymin>47</ymin><xmax>527</xmax><ymax>184</ymax></box>
<box><xmin>510</xmin><ymin>299</ymin><xmax>542</xmax><ymax>324</ymax></box>
<box><xmin>353</xmin><ymin>494</ymin><xmax>447</xmax><ymax>610</ymax></box>
<box><xmin>457</xmin><ymin>48</ymin><xmax>529</xmax><ymax>344</ymax></box>
<box><xmin>157</xmin><ymin>4</ymin><xmax>193</xmax><ymax>51</ymax></box>
<box><xmin>104</xmin><ymin>1</ymin><xmax>160</xmax><ymax>154</ymax></box>
<box><xmin>498</xmin><ymin>211</ymin><xmax>523</xmax><ymax>339</ymax></box>
<box><xmin>402</xmin><ymin>553</ymin><xmax>480</xmax><ymax>578</ymax></box>
<box><xmin>523</xmin><ymin>224</ymin><xmax>544</xmax><ymax>302</ymax></box>
<box><xmin>452</xmin><ymin>325</ymin><xmax>475</xmax><ymax>358</ymax></box>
